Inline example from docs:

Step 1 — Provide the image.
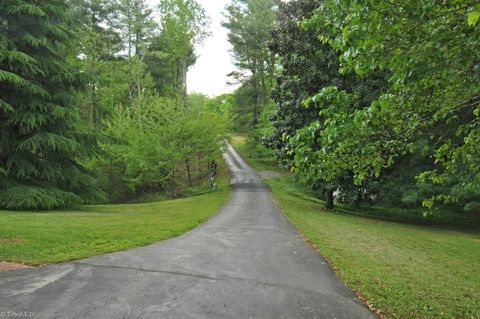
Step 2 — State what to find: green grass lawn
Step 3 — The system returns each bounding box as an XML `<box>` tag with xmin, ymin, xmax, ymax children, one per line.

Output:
<box><xmin>230</xmin><ymin>135</ymin><xmax>279</xmax><ymax>171</ymax></box>
<box><xmin>0</xmin><ymin>167</ymin><xmax>231</xmax><ymax>266</ymax></box>
<box><xmin>232</xmin><ymin>135</ymin><xmax>480</xmax><ymax>319</ymax></box>
<box><xmin>268</xmin><ymin>177</ymin><xmax>480</xmax><ymax>319</ymax></box>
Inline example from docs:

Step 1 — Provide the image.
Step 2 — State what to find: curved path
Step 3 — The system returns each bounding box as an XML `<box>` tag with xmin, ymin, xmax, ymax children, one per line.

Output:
<box><xmin>0</xmin><ymin>145</ymin><xmax>374</xmax><ymax>319</ymax></box>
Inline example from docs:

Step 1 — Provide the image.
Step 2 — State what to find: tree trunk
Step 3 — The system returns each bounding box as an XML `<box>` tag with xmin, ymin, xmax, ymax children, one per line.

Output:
<box><xmin>185</xmin><ymin>159</ymin><xmax>192</xmax><ymax>187</ymax></box>
<box><xmin>90</xmin><ymin>82</ymin><xmax>95</xmax><ymax>129</ymax></box>
<box><xmin>172</xmin><ymin>63</ymin><xmax>178</xmax><ymax>108</ymax></box>
<box><xmin>252</xmin><ymin>59</ymin><xmax>260</xmax><ymax>125</ymax></box>
<box><xmin>171</xmin><ymin>164</ymin><xmax>176</xmax><ymax>199</ymax></box>
<box><xmin>260</xmin><ymin>66</ymin><xmax>267</xmax><ymax>107</ymax></box>
<box><xmin>90</xmin><ymin>11</ymin><xmax>97</xmax><ymax>130</ymax></box>
<box><xmin>180</xmin><ymin>58</ymin><xmax>188</xmax><ymax>108</ymax></box>
<box><xmin>135</xmin><ymin>31</ymin><xmax>140</xmax><ymax>57</ymax></box>
<box><xmin>253</xmin><ymin>78</ymin><xmax>260</xmax><ymax>125</ymax></box>
<box><xmin>325</xmin><ymin>188</ymin><xmax>334</xmax><ymax>210</ymax></box>
<box><xmin>198</xmin><ymin>155</ymin><xmax>203</xmax><ymax>176</ymax></box>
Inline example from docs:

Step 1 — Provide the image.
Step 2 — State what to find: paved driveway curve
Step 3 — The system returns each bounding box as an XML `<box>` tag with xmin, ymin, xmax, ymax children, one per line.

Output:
<box><xmin>0</xmin><ymin>145</ymin><xmax>374</xmax><ymax>319</ymax></box>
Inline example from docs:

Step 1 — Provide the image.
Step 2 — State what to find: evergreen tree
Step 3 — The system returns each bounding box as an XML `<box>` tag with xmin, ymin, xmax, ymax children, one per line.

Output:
<box><xmin>69</xmin><ymin>0</ymin><xmax>122</xmax><ymax>129</ymax></box>
<box><xmin>117</xmin><ymin>0</ymin><xmax>157</xmax><ymax>100</ymax></box>
<box><xmin>223</xmin><ymin>0</ymin><xmax>276</xmax><ymax>125</ymax></box>
<box><xmin>117</xmin><ymin>0</ymin><xmax>157</xmax><ymax>58</ymax></box>
<box><xmin>146</xmin><ymin>0</ymin><xmax>209</xmax><ymax>107</ymax></box>
<box><xmin>0</xmin><ymin>0</ymin><xmax>104</xmax><ymax>210</ymax></box>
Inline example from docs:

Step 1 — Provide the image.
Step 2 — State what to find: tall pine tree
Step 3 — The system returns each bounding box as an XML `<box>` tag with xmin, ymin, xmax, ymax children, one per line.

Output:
<box><xmin>0</xmin><ymin>0</ymin><xmax>104</xmax><ymax>210</ymax></box>
<box><xmin>223</xmin><ymin>0</ymin><xmax>276</xmax><ymax>125</ymax></box>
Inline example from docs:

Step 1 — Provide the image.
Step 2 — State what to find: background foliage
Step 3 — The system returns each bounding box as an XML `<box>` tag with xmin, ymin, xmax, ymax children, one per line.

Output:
<box><xmin>0</xmin><ymin>0</ymin><xmax>229</xmax><ymax>210</ymax></box>
<box><xmin>225</xmin><ymin>0</ymin><xmax>480</xmax><ymax>221</ymax></box>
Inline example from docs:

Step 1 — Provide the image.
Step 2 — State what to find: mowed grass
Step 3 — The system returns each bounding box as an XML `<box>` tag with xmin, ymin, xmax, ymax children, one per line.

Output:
<box><xmin>229</xmin><ymin>135</ymin><xmax>279</xmax><ymax>171</ymax></box>
<box><xmin>268</xmin><ymin>176</ymin><xmax>480</xmax><ymax>319</ymax></box>
<box><xmin>0</xmin><ymin>166</ymin><xmax>231</xmax><ymax>266</ymax></box>
<box><xmin>231</xmin><ymin>135</ymin><xmax>480</xmax><ymax>319</ymax></box>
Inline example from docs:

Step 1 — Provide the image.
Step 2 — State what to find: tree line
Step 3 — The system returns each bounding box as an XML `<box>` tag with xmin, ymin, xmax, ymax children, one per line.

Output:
<box><xmin>0</xmin><ymin>0</ymin><xmax>230</xmax><ymax>210</ymax></box>
<box><xmin>225</xmin><ymin>0</ymin><xmax>480</xmax><ymax>220</ymax></box>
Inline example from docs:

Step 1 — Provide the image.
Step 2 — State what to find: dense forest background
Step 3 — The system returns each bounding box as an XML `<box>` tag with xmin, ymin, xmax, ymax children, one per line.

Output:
<box><xmin>223</xmin><ymin>0</ymin><xmax>480</xmax><ymax>222</ymax></box>
<box><xmin>0</xmin><ymin>0</ymin><xmax>230</xmax><ymax>209</ymax></box>
<box><xmin>1</xmin><ymin>0</ymin><xmax>480</xmax><ymax>222</ymax></box>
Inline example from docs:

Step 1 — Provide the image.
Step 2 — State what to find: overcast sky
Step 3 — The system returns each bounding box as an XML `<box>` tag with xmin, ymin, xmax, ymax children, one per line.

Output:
<box><xmin>147</xmin><ymin>0</ymin><xmax>236</xmax><ymax>96</ymax></box>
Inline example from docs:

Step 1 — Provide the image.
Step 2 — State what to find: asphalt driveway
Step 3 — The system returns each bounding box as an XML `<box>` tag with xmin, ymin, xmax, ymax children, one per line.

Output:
<box><xmin>0</xmin><ymin>145</ymin><xmax>374</xmax><ymax>319</ymax></box>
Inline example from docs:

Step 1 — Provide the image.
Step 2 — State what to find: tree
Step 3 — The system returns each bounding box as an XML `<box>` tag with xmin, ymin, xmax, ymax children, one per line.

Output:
<box><xmin>0</xmin><ymin>0</ymin><xmax>104</xmax><ymax>210</ymax></box>
<box><xmin>303</xmin><ymin>0</ymin><xmax>480</xmax><ymax>214</ymax></box>
<box><xmin>117</xmin><ymin>0</ymin><xmax>157</xmax><ymax>58</ymax></box>
<box><xmin>267</xmin><ymin>0</ymin><xmax>337</xmax><ymax>165</ymax></box>
<box><xmin>223</xmin><ymin>0</ymin><xmax>276</xmax><ymax>125</ymax></box>
<box><xmin>69</xmin><ymin>0</ymin><xmax>156</xmax><ymax>126</ymax></box>
<box><xmin>146</xmin><ymin>0</ymin><xmax>209</xmax><ymax>107</ymax></box>
<box><xmin>268</xmin><ymin>0</ymin><xmax>385</xmax><ymax>209</ymax></box>
<box><xmin>69</xmin><ymin>0</ymin><xmax>122</xmax><ymax>129</ymax></box>
<box><xmin>117</xmin><ymin>0</ymin><xmax>157</xmax><ymax>100</ymax></box>
<box><xmin>98</xmin><ymin>95</ymin><xmax>229</xmax><ymax>201</ymax></box>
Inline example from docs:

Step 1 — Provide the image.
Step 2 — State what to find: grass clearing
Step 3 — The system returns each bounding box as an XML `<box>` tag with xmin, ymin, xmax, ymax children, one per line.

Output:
<box><xmin>267</xmin><ymin>176</ymin><xmax>480</xmax><ymax>319</ymax></box>
<box><xmin>0</xmin><ymin>165</ymin><xmax>231</xmax><ymax>266</ymax></box>
<box><xmin>232</xmin><ymin>134</ymin><xmax>480</xmax><ymax>319</ymax></box>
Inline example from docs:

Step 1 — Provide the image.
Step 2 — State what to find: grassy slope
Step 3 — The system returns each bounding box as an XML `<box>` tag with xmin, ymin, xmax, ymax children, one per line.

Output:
<box><xmin>230</xmin><ymin>135</ymin><xmax>280</xmax><ymax>171</ymax></box>
<box><xmin>0</xmin><ymin>166</ymin><xmax>231</xmax><ymax>266</ymax></box>
<box><xmin>232</xmin><ymin>135</ymin><xmax>480</xmax><ymax>319</ymax></box>
<box><xmin>269</xmin><ymin>177</ymin><xmax>480</xmax><ymax>319</ymax></box>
